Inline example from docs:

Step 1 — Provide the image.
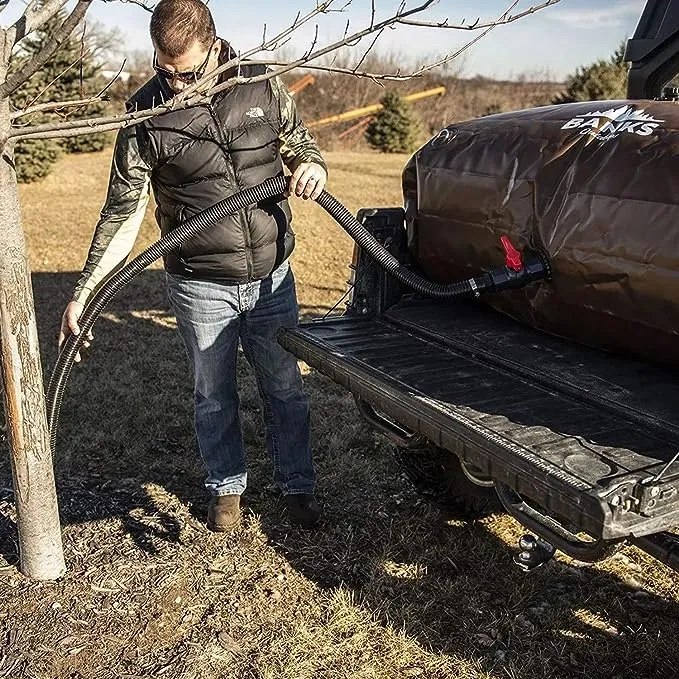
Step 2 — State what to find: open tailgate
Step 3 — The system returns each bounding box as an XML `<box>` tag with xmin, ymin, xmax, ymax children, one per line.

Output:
<box><xmin>280</xmin><ymin>300</ymin><xmax>679</xmax><ymax>542</ymax></box>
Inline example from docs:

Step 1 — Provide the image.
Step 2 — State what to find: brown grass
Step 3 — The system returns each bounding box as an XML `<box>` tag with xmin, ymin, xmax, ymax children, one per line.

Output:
<box><xmin>0</xmin><ymin>149</ymin><xmax>678</xmax><ymax>679</ymax></box>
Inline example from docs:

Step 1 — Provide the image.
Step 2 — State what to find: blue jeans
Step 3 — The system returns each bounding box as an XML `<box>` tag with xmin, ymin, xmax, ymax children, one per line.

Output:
<box><xmin>166</xmin><ymin>261</ymin><xmax>315</xmax><ymax>497</ymax></box>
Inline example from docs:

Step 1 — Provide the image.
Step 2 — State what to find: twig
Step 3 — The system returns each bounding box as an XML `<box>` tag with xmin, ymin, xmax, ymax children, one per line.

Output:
<box><xmin>353</xmin><ymin>28</ymin><xmax>384</xmax><ymax>74</ymax></box>
<box><xmin>21</xmin><ymin>47</ymin><xmax>93</xmax><ymax>114</ymax></box>
<box><xmin>79</xmin><ymin>21</ymin><xmax>87</xmax><ymax>98</ymax></box>
<box><xmin>405</xmin><ymin>0</ymin><xmax>523</xmax><ymax>76</ymax></box>
<box><xmin>90</xmin><ymin>59</ymin><xmax>128</xmax><ymax>101</ymax></box>
<box><xmin>11</xmin><ymin>96</ymin><xmax>108</xmax><ymax>121</ymax></box>
<box><xmin>9</xmin><ymin>99</ymin><xmax>180</xmax><ymax>141</ymax></box>
<box><xmin>238</xmin><ymin>60</ymin><xmax>416</xmax><ymax>81</ymax></box>
<box><xmin>397</xmin><ymin>0</ymin><xmax>561</xmax><ymax>30</ymax></box>
<box><xmin>101</xmin><ymin>0</ymin><xmax>155</xmax><ymax>11</ymax></box>
<box><xmin>409</xmin><ymin>28</ymin><xmax>505</xmax><ymax>76</ymax></box>
<box><xmin>303</xmin><ymin>25</ymin><xmax>320</xmax><ymax>60</ymax></box>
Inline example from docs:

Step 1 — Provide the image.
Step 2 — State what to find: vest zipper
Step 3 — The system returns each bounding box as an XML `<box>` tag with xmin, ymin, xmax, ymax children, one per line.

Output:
<box><xmin>207</xmin><ymin>102</ymin><xmax>254</xmax><ymax>280</ymax></box>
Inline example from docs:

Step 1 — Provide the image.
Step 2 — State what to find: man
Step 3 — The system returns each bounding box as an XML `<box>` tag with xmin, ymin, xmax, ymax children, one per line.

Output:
<box><xmin>58</xmin><ymin>0</ymin><xmax>327</xmax><ymax>531</ymax></box>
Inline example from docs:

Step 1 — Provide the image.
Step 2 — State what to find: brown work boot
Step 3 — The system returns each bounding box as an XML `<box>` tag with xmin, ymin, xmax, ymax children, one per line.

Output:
<box><xmin>285</xmin><ymin>494</ymin><xmax>321</xmax><ymax>529</ymax></box>
<box><xmin>207</xmin><ymin>495</ymin><xmax>241</xmax><ymax>532</ymax></box>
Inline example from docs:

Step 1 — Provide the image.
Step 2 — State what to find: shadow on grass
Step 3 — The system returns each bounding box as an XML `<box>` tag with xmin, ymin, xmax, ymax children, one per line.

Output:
<box><xmin>0</xmin><ymin>269</ymin><xmax>343</xmax><ymax>562</ymax></box>
<box><xmin>0</xmin><ymin>269</ymin><xmax>677</xmax><ymax>678</ymax></box>
<box><xmin>253</xmin><ymin>443</ymin><xmax>679</xmax><ymax>677</ymax></box>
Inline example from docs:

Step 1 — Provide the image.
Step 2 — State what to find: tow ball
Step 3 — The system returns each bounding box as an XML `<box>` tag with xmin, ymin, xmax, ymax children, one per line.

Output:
<box><xmin>514</xmin><ymin>534</ymin><xmax>556</xmax><ymax>571</ymax></box>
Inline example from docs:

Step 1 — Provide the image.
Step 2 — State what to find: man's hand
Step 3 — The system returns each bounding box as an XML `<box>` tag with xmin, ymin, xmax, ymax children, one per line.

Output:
<box><xmin>58</xmin><ymin>301</ymin><xmax>93</xmax><ymax>363</ymax></box>
<box><xmin>288</xmin><ymin>162</ymin><xmax>327</xmax><ymax>200</ymax></box>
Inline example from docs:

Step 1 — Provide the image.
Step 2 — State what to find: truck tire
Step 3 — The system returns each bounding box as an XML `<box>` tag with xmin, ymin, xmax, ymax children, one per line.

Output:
<box><xmin>394</xmin><ymin>444</ymin><xmax>500</xmax><ymax>518</ymax></box>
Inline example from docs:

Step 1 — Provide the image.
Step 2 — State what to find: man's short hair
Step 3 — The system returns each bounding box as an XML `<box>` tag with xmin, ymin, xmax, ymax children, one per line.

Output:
<box><xmin>150</xmin><ymin>0</ymin><xmax>216</xmax><ymax>57</ymax></box>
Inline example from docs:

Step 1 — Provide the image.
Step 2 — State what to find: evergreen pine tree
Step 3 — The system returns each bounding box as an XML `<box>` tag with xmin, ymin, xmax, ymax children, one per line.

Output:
<box><xmin>365</xmin><ymin>91</ymin><xmax>421</xmax><ymax>153</ymax></box>
<box><xmin>553</xmin><ymin>43</ymin><xmax>628</xmax><ymax>104</ymax></box>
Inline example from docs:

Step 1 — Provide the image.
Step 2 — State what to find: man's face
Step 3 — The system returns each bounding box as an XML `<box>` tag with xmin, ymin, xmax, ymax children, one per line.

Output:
<box><xmin>154</xmin><ymin>38</ymin><xmax>220</xmax><ymax>93</ymax></box>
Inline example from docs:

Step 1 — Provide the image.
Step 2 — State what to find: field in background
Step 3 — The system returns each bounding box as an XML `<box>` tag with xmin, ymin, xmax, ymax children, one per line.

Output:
<box><xmin>290</xmin><ymin>73</ymin><xmax>563</xmax><ymax>150</ymax></box>
<box><xmin>0</xmin><ymin>149</ymin><xmax>678</xmax><ymax>679</ymax></box>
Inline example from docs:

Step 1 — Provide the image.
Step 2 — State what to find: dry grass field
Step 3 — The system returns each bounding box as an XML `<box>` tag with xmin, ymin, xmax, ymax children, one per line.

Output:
<box><xmin>0</xmin><ymin>148</ymin><xmax>678</xmax><ymax>679</ymax></box>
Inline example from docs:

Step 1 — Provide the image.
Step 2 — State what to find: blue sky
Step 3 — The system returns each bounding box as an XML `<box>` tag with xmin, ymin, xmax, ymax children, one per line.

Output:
<box><xmin>4</xmin><ymin>0</ymin><xmax>648</xmax><ymax>80</ymax></box>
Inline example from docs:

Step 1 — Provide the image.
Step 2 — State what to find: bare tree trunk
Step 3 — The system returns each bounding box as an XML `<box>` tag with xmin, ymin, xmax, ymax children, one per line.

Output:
<box><xmin>0</xmin><ymin>98</ymin><xmax>65</xmax><ymax>580</ymax></box>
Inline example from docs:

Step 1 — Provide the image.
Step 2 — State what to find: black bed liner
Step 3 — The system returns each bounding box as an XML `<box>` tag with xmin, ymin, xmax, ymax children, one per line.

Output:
<box><xmin>279</xmin><ymin>300</ymin><xmax>679</xmax><ymax>541</ymax></box>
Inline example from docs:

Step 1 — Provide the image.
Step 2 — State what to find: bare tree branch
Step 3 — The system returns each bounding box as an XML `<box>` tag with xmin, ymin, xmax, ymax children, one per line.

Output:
<box><xmin>9</xmin><ymin>103</ymin><xmax>169</xmax><ymax>141</ymax></box>
<box><xmin>1</xmin><ymin>0</ymin><xmax>93</xmax><ymax>99</ymax></box>
<box><xmin>203</xmin><ymin>1</ymin><xmax>444</xmax><ymax>97</ymax></box>
<box><xmin>407</xmin><ymin>0</ymin><xmax>523</xmax><ymax>75</ymax></box>
<box><xmin>12</xmin><ymin>118</ymin><xmax>146</xmax><ymax>141</ymax></box>
<box><xmin>91</xmin><ymin>59</ymin><xmax>128</xmax><ymax>102</ymax></box>
<box><xmin>409</xmin><ymin>21</ymin><xmax>502</xmax><ymax>76</ymax></box>
<box><xmin>173</xmin><ymin>0</ymin><xmax>438</xmax><ymax>103</ymax></box>
<box><xmin>191</xmin><ymin>0</ymin><xmax>547</xmax><ymax>100</ymax></box>
<box><xmin>7</xmin><ymin>0</ymin><xmax>560</xmax><ymax>142</ymax></box>
<box><xmin>353</xmin><ymin>28</ymin><xmax>384</xmax><ymax>74</ymax></box>
<box><xmin>11</xmin><ymin>96</ymin><xmax>109</xmax><ymax>120</ymax></box>
<box><xmin>9</xmin><ymin>0</ymin><xmax>69</xmax><ymax>46</ymax></box>
<box><xmin>249</xmin><ymin>60</ymin><xmax>411</xmax><ymax>80</ymax></box>
<box><xmin>303</xmin><ymin>24</ymin><xmax>320</xmax><ymax>60</ymax></box>
<box><xmin>396</xmin><ymin>0</ymin><xmax>560</xmax><ymax>30</ymax></box>
<box><xmin>13</xmin><ymin>55</ymin><xmax>127</xmax><ymax>123</ymax></box>
<box><xmin>102</xmin><ymin>0</ymin><xmax>155</xmax><ymax>12</ymax></box>
<box><xmin>79</xmin><ymin>21</ymin><xmax>87</xmax><ymax>97</ymax></box>
<box><xmin>9</xmin><ymin>49</ymin><xmax>428</xmax><ymax>130</ymax></box>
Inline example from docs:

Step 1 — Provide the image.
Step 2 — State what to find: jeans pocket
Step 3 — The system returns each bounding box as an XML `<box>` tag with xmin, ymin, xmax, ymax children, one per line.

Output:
<box><xmin>165</xmin><ymin>271</ymin><xmax>192</xmax><ymax>308</ymax></box>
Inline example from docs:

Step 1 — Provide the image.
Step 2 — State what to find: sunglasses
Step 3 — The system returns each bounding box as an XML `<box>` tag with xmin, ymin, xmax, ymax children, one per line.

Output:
<box><xmin>153</xmin><ymin>43</ymin><xmax>215</xmax><ymax>84</ymax></box>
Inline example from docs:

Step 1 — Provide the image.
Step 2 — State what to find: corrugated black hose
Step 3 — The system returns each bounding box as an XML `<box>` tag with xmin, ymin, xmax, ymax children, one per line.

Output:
<box><xmin>47</xmin><ymin>175</ymin><xmax>548</xmax><ymax>448</ymax></box>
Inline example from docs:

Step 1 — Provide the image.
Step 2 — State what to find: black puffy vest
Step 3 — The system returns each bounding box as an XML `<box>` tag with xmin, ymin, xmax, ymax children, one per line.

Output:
<box><xmin>127</xmin><ymin>61</ymin><xmax>294</xmax><ymax>282</ymax></box>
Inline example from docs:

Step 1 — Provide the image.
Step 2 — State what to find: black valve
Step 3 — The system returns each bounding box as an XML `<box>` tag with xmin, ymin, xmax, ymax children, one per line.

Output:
<box><xmin>488</xmin><ymin>254</ymin><xmax>550</xmax><ymax>292</ymax></box>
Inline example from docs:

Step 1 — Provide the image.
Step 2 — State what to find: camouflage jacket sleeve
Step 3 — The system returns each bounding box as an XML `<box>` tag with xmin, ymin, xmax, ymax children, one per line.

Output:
<box><xmin>272</xmin><ymin>76</ymin><xmax>327</xmax><ymax>173</ymax></box>
<box><xmin>72</xmin><ymin>124</ymin><xmax>152</xmax><ymax>305</ymax></box>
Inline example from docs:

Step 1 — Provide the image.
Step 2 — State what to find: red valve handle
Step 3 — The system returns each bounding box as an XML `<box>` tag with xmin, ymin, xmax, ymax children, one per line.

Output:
<box><xmin>501</xmin><ymin>235</ymin><xmax>523</xmax><ymax>272</ymax></box>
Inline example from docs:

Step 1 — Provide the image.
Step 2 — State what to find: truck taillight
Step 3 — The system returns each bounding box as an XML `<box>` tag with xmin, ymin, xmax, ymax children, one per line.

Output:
<box><xmin>346</xmin><ymin>243</ymin><xmax>361</xmax><ymax>305</ymax></box>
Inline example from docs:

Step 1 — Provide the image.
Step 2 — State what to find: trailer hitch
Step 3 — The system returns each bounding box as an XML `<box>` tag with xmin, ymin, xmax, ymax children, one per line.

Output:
<box><xmin>495</xmin><ymin>482</ymin><xmax>624</xmax><ymax>563</ymax></box>
<box><xmin>514</xmin><ymin>534</ymin><xmax>556</xmax><ymax>572</ymax></box>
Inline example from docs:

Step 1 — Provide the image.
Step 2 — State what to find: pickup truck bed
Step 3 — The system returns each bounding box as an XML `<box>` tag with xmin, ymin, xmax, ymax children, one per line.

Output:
<box><xmin>280</xmin><ymin>299</ymin><xmax>679</xmax><ymax>545</ymax></box>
